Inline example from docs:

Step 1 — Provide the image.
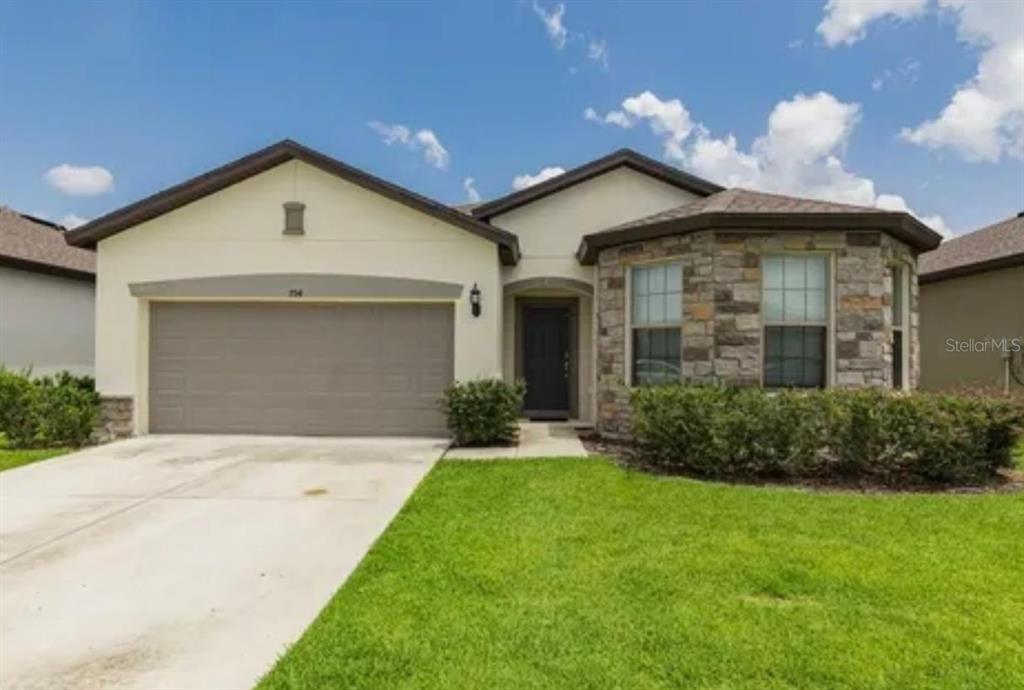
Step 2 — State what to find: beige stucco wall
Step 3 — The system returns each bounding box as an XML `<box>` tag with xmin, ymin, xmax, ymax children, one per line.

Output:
<box><xmin>95</xmin><ymin>160</ymin><xmax>503</xmax><ymax>433</ymax></box>
<box><xmin>0</xmin><ymin>266</ymin><xmax>95</xmax><ymax>376</ymax></box>
<box><xmin>490</xmin><ymin>167</ymin><xmax>700</xmax><ymax>423</ymax></box>
<box><xmin>919</xmin><ymin>265</ymin><xmax>1024</xmax><ymax>391</ymax></box>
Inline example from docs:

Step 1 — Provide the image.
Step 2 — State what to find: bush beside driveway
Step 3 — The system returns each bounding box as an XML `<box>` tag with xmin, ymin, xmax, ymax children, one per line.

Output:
<box><xmin>259</xmin><ymin>457</ymin><xmax>1024</xmax><ymax>690</ymax></box>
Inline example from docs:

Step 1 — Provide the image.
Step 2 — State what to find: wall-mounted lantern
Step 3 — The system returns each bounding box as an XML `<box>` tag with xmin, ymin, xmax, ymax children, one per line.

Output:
<box><xmin>470</xmin><ymin>283</ymin><xmax>482</xmax><ymax>318</ymax></box>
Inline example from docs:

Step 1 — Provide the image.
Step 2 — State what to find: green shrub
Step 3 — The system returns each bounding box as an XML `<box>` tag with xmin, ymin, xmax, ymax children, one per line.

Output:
<box><xmin>0</xmin><ymin>368</ymin><xmax>99</xmax><ymax>448</ymax></box>
<box><xmin>442</xmin><ymin>378</ymin><xmax>525</xmax><ymax>447</ymax></box>
<box><xmin>0</xmin><ymin>368</ymin><xmax>37</xmax><ymax>448</ymax></box>
<box><xmin>630</xmin><ymin>385</ymin><xmax>1024</xmax><ymax>486</ymax></box>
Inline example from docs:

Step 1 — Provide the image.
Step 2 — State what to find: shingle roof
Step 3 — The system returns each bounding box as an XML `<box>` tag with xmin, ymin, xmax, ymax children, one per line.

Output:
<box><xmin>918</xmin><ymin>212</ymin><xmax>1024</xmax><ymax>283</ymax></box>
<box><xmin>0</xmin><ymin>207</ymin><xmax>95</xmax><ymax>280</ymax></box>
<box><xmin>607</xmin><ymin>188</ymin><xmax>883</xmax><ymax>231</ymax></box>
<box><xmin>576</xmin><ymin>188</ymin><xmax>944</xmax><ymax>264</ymax></box>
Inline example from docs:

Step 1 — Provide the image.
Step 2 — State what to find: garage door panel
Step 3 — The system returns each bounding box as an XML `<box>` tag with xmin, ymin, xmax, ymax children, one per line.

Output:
<box><xmin>150</xmin><ymin>302</ymin><xmax>453</xmax><ymax>436</ymax></box>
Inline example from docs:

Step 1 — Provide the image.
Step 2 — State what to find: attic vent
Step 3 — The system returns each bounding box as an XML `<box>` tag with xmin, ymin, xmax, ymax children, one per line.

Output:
<box><xmin>283</xmin><ymin>202</ymin><xmax>305</xmax><ymax>235</ymax></box>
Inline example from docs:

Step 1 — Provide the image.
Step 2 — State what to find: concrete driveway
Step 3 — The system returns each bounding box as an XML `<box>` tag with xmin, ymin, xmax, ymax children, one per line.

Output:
<box><xmin>0</xmin><ymin>435</ymin><xmax>444</xmax><ymax>690</ymax></box>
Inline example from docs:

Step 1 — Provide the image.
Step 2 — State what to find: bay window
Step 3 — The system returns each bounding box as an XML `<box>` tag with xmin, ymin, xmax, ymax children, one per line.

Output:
<box><xmin>631</xmin><ymin>262</ymin><xmax>683</xmax><ymax>385</ymax></box>
<box><xmin>762</xmin><ymin>255</ymin><xmax>829</xmax><ymax>388</ymax></box>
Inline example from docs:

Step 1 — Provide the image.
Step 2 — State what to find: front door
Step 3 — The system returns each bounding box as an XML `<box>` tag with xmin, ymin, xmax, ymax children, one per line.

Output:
<box><xmin>522</xmin><ymin>305</ymin><xmax>571</xmax><ymax>419</ymax></box>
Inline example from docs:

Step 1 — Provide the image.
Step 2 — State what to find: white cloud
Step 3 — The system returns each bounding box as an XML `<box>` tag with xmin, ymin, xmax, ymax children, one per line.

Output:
<box><xmin>414</xmin><ymin>130</ymin><xmax>450</xmax><ymax>170</ymax></box>
<box><xmin>899</xmin><ymin>0</ymin><xmax>1024</xmax><ymax>162</ymax></box>
<box><xmin>368</xmin><ymin>121</ymin><xmax>450</xmax><ymax>170</ymax></box>
<box><xmin>816</xmin><ymin>0</ymin><xmax>927</xmax><ymax>47</ymax></box>
<box><xmin>875</xmin><ymin>193</ymin><xmax>952</xmax><ymax>237</ymax></box>
<box><xmin>44</xmin><ymin>164</ymin><xmax>114</xmax><ymax>196</ymax></box>
<box><xmin>463</xmin><ymin>177</ymin><xmax>481</xmax><ymax>203</ymax></box>
<box><xmin>586</xmin><ymin>91</ymin><xmax>695</xmax><ymax>161</ymax></box>
<box><xmin>587</xmin><ymin>39</ymin><xmax>609</xmax><ymax>69</ymax></box>
<box><xmin>819</xmin><ymin>0</ymin><xmax>1024</xmax><ymax>163</ymax></box>
<box><xmin>512</xmin><ymin>166</ymin><xmax>566</xmax><ymax>191</ymax></box>
<box><xmin>586</xmin><ymin>89</ymin><xmax>950</xmax><ymax>235</ymax></box>
<box><xmin>59</xmin><ymin>213</ymin><xmax>88</xmax><ymax>229</ymax></box>
<box><xmin>532</xmin><ymin>2</ymin><xmax>567</xmax><ymax>49</ymax></box>
<box><xmin>787</xmin><ymin>39</ymin><xmax>804</xmax><ymax>49</ymax></box>
<box><xmin>871</xmin><ymin>58</ymin><xmax>921</xmax><ymax>91</ymax></box>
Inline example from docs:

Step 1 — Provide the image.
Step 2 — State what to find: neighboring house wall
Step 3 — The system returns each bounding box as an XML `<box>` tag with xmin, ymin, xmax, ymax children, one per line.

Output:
<box><xmin>0</xmin><ymin>265</ymin><xmax>94</xmax><ymax>376</ymax></box>
<box><xmin>919</xmin><ymin>265</ymin><xmax>1024</xmax><ymax>391</ymax></box>
<box><xmin>489</xmin><ymin>167</ymin><xmax>701</xmax><ymax>422</ymax></box>
<box><xmin>95</xmin><ymin>160</ymin><xmax>502</xmax><ymax>434</ymax></box>
<box><xmin>595</xmin><ymin>230</ymin><xmax>918</xmax><ymax>435</ymax></box>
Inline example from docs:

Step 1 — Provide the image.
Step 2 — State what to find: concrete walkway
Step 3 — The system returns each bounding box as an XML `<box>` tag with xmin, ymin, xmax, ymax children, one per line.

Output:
<box><xmin>444</xmin><ymin>421</ymin><xmax>589</xmax><ymax>459</ymax></box>
<box><xmin>0</xmin><ymin>434</ymin><xmax>444</xmax><ymax>690</ymax></box>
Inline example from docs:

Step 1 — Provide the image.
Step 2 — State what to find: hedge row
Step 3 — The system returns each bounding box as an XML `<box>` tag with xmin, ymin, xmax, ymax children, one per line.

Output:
<box><xmin>631</xmin><ymin>385</ymin><xmax>1024</xmax><ymax>486</ymax></box>
<box><xmin>0</xmin><ymin>369</ymin><xmax>99</xmax><ymax>449</ymax></box>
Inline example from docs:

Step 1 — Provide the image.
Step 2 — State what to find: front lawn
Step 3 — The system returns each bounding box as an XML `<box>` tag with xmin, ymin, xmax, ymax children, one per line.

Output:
<box><xmin>0</xmin><ymin>447</ymin><xmax>69</xmax><ymax>473</ymax></box>
<box><xmin>259</xmin><ymin>458</ymin><xmax>1024</xmax><ymax>690</ymax></box>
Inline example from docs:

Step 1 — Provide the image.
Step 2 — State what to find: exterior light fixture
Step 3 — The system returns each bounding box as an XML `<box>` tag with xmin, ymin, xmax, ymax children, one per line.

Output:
<box><xmin>470</xmin><ymin>283</ymin><xmax>481</xmax><ymax>318</ymax></box>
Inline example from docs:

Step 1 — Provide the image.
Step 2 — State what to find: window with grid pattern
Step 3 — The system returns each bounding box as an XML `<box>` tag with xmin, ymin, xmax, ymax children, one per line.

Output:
<box><xmin>631</xmin><ymin>262</ymin><xmax>683</xmax><ymax>385</ymax></box>
<box><xmin>892</xmin><ymin>264</ymin><xmax>906</xmax><ymax>389</ymax></box>
<box><xmin>762</xmin><ymin>255</ymin><xmax>829</xmax><ymax>388</ymax></box>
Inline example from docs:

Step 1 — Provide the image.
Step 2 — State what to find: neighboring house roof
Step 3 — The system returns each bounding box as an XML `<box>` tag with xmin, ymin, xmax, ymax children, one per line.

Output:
<box><xmin>577</xmin><ymin>188</ymin><xmax>944</xmax><ymax>264</ymax></box>
<box><xmin>0</xmin><ymin>207</ymin><xmax>95</xmax><ymax>281</ymax></box>
<box><xmin>470</xmin><ymin>148</ymin><xmax>724</xmax><ymax>220</ymax></box>
<box><xmin>918</xmin><ymin>212</ymin><xmax>1024</xmax><ymax>284</ymax></box>
<box><xmin>64</xmin><ymin>139</ymin><xmax>521</xmax><ymax>265</ymax></box>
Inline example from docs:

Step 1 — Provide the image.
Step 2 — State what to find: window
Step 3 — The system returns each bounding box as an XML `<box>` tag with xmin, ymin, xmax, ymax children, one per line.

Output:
<box><xmin>631</xmin><ymin>262</ymin><xmax>683</xmax><ymax>385</ymax></box>
<box><xmin>762</xmin><ymin>255</ymin><xmax>829</xmax><ymax>388</ymax></box>
<box><xmin>891</xmin><ymin>264</ymin><xmax>906</xmax><ymax>389</ymax></box>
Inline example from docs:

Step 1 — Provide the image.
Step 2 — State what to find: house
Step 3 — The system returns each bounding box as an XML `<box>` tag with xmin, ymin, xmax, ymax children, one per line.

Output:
<box><xmin>918</xmin><ymin>212</ymin><xmax>1024</xmax><ymax>392</ymax></box>
<box><xmin>0</xmin><ymin>208</ymin><xmax>95</xmax><ymax>377</ymax></box>
<box><xmin>64</xmin><ymin>140</ymin><xmax>942</xmax><ymax>438</ymax></box>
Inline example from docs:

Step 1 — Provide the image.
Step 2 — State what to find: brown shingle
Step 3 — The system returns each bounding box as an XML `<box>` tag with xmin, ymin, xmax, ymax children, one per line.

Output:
<box><xmin>0</xmin><ymin>207</ymin><xmax>95</xmax><ymax>278</ymax></box>
<box><xmin>918</xmin><ymin>212</ymin><xmax>1024</xmax><ymax>281</ymax></box>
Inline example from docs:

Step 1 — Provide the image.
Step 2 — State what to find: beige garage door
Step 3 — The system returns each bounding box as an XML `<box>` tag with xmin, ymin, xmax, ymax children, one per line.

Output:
<box><xmin>149</xmin><ymin>302</ymin><xmax>454</xmax><ymax>436</ymax></box>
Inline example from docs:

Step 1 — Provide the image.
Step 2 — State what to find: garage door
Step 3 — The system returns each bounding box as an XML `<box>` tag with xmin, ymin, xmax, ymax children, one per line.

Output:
<box><xmin>149</xmin><ymin>302</ymin><xmax>454</xmax><ymax>436</ymax></box>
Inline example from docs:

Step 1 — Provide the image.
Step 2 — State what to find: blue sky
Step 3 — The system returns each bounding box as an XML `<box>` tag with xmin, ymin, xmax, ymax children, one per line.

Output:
<box><xmin>1</xmin><ymin>0</ymin><xmax>1021</xmax><ymax>237</ymax></box>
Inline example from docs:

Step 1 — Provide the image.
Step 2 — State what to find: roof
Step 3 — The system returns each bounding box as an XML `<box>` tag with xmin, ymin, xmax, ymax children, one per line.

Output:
<box><xmin>576</xmin><ymin>188</ymin><xmax>945</xmax><ymax>264</ymax></box>
<box><xmin>0</xmin><ymin>207</ymin><xmax>95</xmax><ymax>281</ymax></box>
<box><xmin>65</xmin><ymin>139</ymin><xmax>521</xmax><ymax>265</ymax></box>
<box><xmin>918</xmin><ymin>212</ymin><xmax>1024</xmax><ymax>284</ymax></box>
<box><xmin>470</xmin><ymin>148</ymin><xmax>723</xmax><ymax>220</ymax></box>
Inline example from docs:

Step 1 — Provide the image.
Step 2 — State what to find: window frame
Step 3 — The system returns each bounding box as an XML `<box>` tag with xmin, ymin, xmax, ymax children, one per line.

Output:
<box><xmin>626</xmin><ymin>259</ymin><xmax>685</xmax><ymax>386</ymax></box>
<box><xmin>890</xmin><ymin>261</ymin><xmax>911</xmax><ymax>391</ymax></box>
<box><xmin>760</xmin><ymin>252</ymin><xmax>835</xmax><ymax>389</ymax></box>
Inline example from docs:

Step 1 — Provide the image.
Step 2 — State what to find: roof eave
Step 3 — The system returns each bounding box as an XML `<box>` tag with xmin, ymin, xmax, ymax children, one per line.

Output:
<box><xmin>576</xmin><ymin>211</ymin><xmax>944</xmax><ymax>265</ymax></box>
<box><xmin>472</xmin><ymin>149</ymin><xmax>723</xmax><ymax>221</ymax></box>
<box><xmin>919</xmin><ymin>252</ymin><xmax>1024</xmax><ymax>284</ymax></box>
<box><xmin>0</xmin><ymin>255</ymin><xmax>95</xmax><ymax>283</ymax></box>
<box><xmin>64</xmin><ymin>140</ymin><xmax>521</xmax><ymax>265</ymax></box>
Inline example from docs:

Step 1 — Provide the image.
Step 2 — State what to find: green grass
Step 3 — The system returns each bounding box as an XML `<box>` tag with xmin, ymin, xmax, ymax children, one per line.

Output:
<box><xmin>259</xmin><ymin>457</ymin><xmax>1024</xmax><ymax>690</ymax></box>
<box><xmin>0</xmin><ymin>447</ymin><xmax>70</xmax><ymax>473</ymax></box>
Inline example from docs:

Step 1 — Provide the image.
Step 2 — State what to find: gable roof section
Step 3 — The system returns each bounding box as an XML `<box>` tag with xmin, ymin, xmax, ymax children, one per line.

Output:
<box><xmin>65</xmin><ymin>139</ymin><xmax>520</xmax><ymax>265</ymax></box>
<box><xmin>0</xmin><ymin>207</ymin><xmax>95</xmax><ymax>281</ymax></box>
<box><xmin>577</xmin><ymin>188</ymin><xmax>944</xmax><ymax>264</ymax></box>
<box><xmin>470</xmin><ymin>148</ymin><xmax>723</xmax><ymax>221</ymax></box>
<box><xmin>919</xmin><ymin>212</ymin><xmax>1024</xmax><ymax>284</ymax></box>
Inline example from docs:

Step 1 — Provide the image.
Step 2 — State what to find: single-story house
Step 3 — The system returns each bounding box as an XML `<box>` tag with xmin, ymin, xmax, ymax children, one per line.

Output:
<box><xmin>64</xmin><ymin>140</ymin><xmax>942</xmax><ymax>438</ymax></box>
<box><xmin>0</xmin><ymin>207</ymin><xmax>95</xmax><ymax>377</ymax></box>
<box><xmin>919</xmin><ymin>212</ymin><xmax>1024</xmax><ymax>392</ymax></box>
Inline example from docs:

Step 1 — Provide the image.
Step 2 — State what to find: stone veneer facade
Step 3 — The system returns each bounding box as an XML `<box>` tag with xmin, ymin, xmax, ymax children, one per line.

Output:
<box><xmin>596</xmin><ymin>230</ymin><xmax>919</xmax><ymax>435</ymax></box>
<box><xmin>95</xmin><ymin>396</ymin><xmax>134</xmax><ymax>443</ymax></box>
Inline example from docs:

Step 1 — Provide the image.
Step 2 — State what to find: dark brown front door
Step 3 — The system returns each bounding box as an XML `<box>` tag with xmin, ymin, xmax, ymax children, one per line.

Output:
<box><xmin>522</xmin><ymin>305</ymin><xmax>570</xmax><ymax>418</ymax></box>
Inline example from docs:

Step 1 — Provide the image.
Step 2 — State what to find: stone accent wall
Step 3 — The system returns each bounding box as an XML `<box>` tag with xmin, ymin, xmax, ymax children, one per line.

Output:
<box><xmin>94</xmin><ymin>396</ymin><xmax>134</xmax><ymax>443</ymax></box>
<box><xmin>595</xmin><ymin>229</ymin><xmax>919</xmax><ymax>435</ymax></box>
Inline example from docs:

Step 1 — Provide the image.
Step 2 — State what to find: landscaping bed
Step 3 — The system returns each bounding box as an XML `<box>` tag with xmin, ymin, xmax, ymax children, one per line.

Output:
<box><xmin>258</xmin><ymin>457</ymin><xmax>1024</xmax><ymax>690</ymax></box>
